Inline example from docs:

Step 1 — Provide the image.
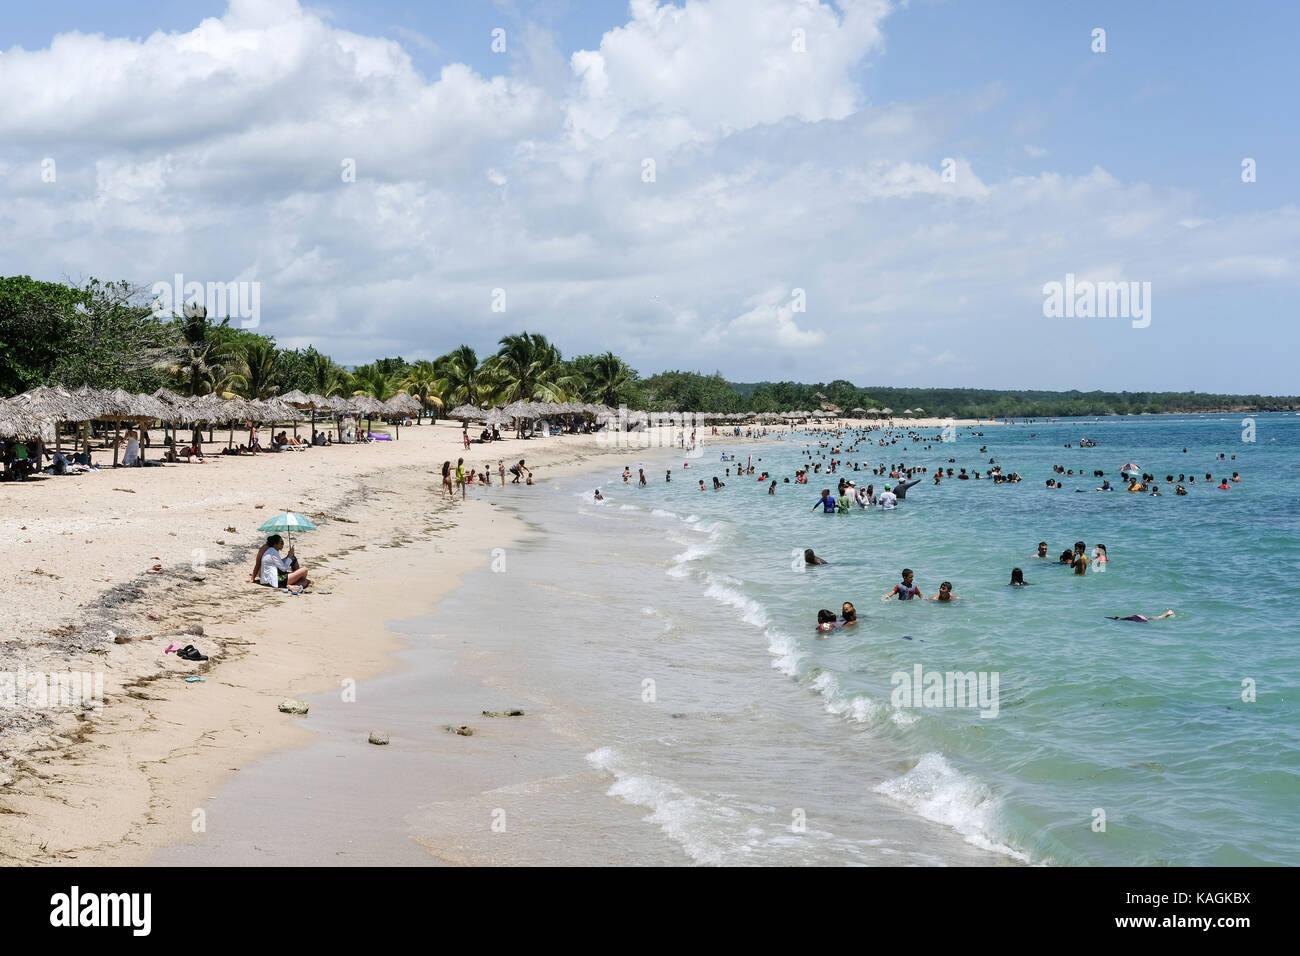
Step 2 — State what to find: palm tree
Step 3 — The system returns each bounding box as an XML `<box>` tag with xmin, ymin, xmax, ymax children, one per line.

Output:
<box><xmin>485</xmin><ymin>332</ymin><xmax>576</xmax><ymax>404</ymax></box>
<box><xmin>585</xmin><ymin>351</ymin><xmax>631</xmax><ymax>406</ymax></box>
<box><xmin>400</xmin><ymin>360</ymin><xmax>444</xmax><ymax>423</ymax></box>
<box><xmin>170</xmin><ymin>306</ymin><xmax>235</xmax><ymax>398</ymax></box>
<box><xmin>309</xmin><ymin>353</ymin><xmax>347</xmax><ymax>398</ymax></box>
<box><xmin>351</xmin><ymin>364</ymin><xmax>398</xmax><ymax>402</ymax></box>
<box><xmin>433</xmin><ymin>345</ymin><xmax>487</xmax><ymax>407</ymax></box>
<box><xmin>230</xmin><ymin>338</ymin><xmax>280</xmax><ymax>400</ymax></box>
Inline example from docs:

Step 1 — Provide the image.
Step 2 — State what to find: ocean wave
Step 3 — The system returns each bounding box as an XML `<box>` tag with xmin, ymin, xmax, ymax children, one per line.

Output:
<box><xmin>873</xmin><ymin>753</ymin><xmax>1029</xmax><ymax>862</ymax></box>
<box><xmin>810</xmin><ymin>671</ymin><xmax>917</xmax><ymax>726</ymax></box>
<box><xmin>702</xmin><ymin>575</ymin><xmax>770</xmax><ymax>629</ymax></box>
<box><xmin>586</xmin><ymin>746</ymin><xmax>744</xmax><ymax>866</ymax></box>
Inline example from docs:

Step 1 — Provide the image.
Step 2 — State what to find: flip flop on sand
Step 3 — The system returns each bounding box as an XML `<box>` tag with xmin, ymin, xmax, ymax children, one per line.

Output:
<box><xmin>177</xmin><ymin>645</ymin><xmax>208</xmax><ymax>661</ymax></box>
<box><xmin>164</xmin><ymin>642</ymin><xmax>180</xmax><ymax>654</ymax></box>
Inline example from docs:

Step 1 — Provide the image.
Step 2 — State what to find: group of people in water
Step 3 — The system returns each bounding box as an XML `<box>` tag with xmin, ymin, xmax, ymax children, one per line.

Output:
<box><xmin>807</xmin><ymin>540</ymin><xmax>1173</xmax><ymax>631</ymax></box>
<box><xmin>443</xmin><ymin>458</ymin><xmax>532</xmax><ymax>499</ymax></box>
<box><xmin>809</xmin><ymin>563</ymin><xmax>963</xmax><ymax>632</ymax></box>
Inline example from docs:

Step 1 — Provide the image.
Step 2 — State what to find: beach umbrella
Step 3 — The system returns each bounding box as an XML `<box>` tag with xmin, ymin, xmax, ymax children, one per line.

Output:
<box><xmin>257</xmin><ymin>511</ymin><xmax>318</xmax><ymax>551</ymax></box>
<box><xmin>0</xmin><ymin>399</ymin><xmax>49</xmax><ymax>441</ymax></box>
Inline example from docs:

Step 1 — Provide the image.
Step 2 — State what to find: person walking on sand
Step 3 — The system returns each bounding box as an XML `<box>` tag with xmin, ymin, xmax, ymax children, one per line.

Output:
<box><xmin>441</xmin><ymin>460</ymin><xmax>454</xmax><ymax>499</ymax></box>
<box><xmin>455</xmin><ymin>457</ymin><xmax>467</xmax><ymax>499</ymax></box>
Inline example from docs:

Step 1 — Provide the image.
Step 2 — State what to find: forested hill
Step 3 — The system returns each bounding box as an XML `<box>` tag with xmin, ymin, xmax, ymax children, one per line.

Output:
<box><xmin>650</xmin><ymin>372</ymin><xmax>1296</xmax><ymax>418</ymax></box>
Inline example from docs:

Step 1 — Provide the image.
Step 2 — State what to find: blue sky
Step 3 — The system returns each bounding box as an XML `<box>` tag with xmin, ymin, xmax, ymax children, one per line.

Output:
<box><xmin>2</xmin><ymin>0</ymin><xmax>1296</xmax><ymax>392</ymax></box>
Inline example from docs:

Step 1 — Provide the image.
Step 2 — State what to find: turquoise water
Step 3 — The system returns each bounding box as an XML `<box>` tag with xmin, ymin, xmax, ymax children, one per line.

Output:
<box><xmin>402</xmin><ymin>414</ymin><xmax>1299</xmax><ymax>865</ymax></box>
<box><xmin>658</xmin><ymin>415</ymin><xmax>1300</xmax><ymax>863</ymax></box>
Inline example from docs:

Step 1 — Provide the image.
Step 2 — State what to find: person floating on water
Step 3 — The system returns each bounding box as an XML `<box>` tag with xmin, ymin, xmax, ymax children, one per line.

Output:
<box><xmin>804</xmin><ymin>549</ymin><xmax>828</xmax><ymax>566</ymax></box>
<box><xmin>1108</xmin><ymin>611</ymin><xmax>1175</xmax><ymax>622</ymax></box>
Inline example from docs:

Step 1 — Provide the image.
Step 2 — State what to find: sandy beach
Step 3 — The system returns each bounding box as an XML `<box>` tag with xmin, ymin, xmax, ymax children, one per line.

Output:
<box><xmin>2</xmin><ymin>416</ymin><xmax>868</xmax><ymax>864</ymax></box>
<box><xmin>0</xmin><ymin>415</ymin><xmax>973</xmax><ymax>865</ymax></box>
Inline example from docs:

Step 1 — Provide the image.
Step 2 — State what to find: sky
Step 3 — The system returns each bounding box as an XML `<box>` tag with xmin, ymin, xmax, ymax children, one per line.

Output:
<box><xmin>1</xmin><ymin>0</ymin><xmax>1296</xmax><ymax>393</ymax></box>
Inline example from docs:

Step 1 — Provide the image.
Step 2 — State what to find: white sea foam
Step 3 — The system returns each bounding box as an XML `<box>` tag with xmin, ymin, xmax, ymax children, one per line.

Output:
<box><xmin>586</xmin><ymin>747</ymin><xmax>743</xmax><ymax>866</ymax></box>
<box><xmin>810</xmin><ymin>671</ymin><xmax>916</xmax><ymax>726</ymax></box>
<box><xmin>702</xmin><ymin>576</ymin><xmax>769</xmax><ymax>629</ymax></box>
<box><xmin>873</xmin><ymin>753</ymin><xmax>1029</xmax><ymax>862</ymax></box>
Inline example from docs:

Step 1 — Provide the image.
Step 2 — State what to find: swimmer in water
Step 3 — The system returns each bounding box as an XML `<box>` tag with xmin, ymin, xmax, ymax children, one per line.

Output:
<box><xmin>769</xmin><ymin>480</ymin><xmax>777</xmax><ymax>495</ymax></box>
<box><xmin>805</xmin><ymin>549</ymin><xmax>828</xmax><ymax>566</ymax></box>
<box><xmin>816</xmin><ymin>609</ymin><xmax>837</xmax><ymax>633</ymax></box>
<box><xmin>812</xmin><ymin>489</ymin><xmax>836</xmax><ymax>513</ymax></box>
<box><xmin>882</xmin><ymin>568</ymin><xmax>922</xmax><ymax>601</ymax></box>
<box><xmin>1033</xmin><ymin>542</ymin><xmax>1049</xmax><ymax>559</ymax></box>
<box><xmin>930</xmin><ymin>581</ymin><xmax>960</xmax><ymax>602</ymax></box>
<box><xmin>1009</xmin><ymin>568</ymin><xmax>1030</xmax><ymax>586</ymax></box>
<box><xmin>712</xmin><ymin>477</ymin><xmax>725</xmax><ymax>490</ymax></box>
<box><xmin>665</xmin><ymin>470</ymin><xmax>671</xmax><ymax>482</ymax></box>
<box><xmin>594</xmin><ymin>489</ymin><xmax>603</xmax><ymax>501</ymax></box>
<box><xmin>840</xmin><ymin>602</ymin><xmax>858</xmax><ymax>625</ymax></box>
<box><xmin>1107</xmin><ymin>611</ymin><xmax>1175</xmax><ymax>622</ymax></box>
<box><xmin>1072</xmin><ymin>541</ymin><xmax>1090</xmax><ymax>575</ymax></box>
<box><xmin>698</xmin><ymin>479</ymin><xmax>706</xmax><ymax>490</ymax></box>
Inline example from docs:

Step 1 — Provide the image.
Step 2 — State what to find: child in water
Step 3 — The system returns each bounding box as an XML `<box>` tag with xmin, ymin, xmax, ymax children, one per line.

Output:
<box><xmin>882</xmin><ymin>568</ymin><xmax>922</xmax><ymax>601</ymax></box>
<box><xmin>931</xmin><ymin>582</ymin><xmax>961</xmax><ymax>602</ymax></box>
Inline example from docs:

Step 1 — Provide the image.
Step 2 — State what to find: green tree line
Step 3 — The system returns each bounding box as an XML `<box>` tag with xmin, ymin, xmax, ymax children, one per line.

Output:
<box><xmin>1</xmin><ymin>275</ymin><xmax>1294</xmax><ymax>417</ymax></box>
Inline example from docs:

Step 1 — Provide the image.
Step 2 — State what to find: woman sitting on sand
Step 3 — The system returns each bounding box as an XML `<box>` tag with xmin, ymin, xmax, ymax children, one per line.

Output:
<box><xmin>250</xmin><ymin>534</ymin><xmax>310</xmax><ymax>589</ymax></box>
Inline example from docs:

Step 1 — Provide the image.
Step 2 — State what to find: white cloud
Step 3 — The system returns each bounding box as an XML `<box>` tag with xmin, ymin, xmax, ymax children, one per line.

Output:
<box><xmin>0</xmin><ymin>0</ymin><xmax>1296</xmax><ymax>390</ymax></box>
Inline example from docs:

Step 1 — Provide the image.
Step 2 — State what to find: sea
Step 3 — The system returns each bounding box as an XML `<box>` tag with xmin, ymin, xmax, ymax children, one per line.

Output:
<box><xmin>413</xmin><ymin>413</ymin><xmax>1299</xmax><ymax>865</ymax></box>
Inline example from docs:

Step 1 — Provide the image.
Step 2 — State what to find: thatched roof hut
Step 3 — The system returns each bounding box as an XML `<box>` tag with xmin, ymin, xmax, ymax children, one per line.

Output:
<box><xmin>0</xmin><ymin>399</ymin><xmax>49</xmax><ymax>440</ymax></box>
